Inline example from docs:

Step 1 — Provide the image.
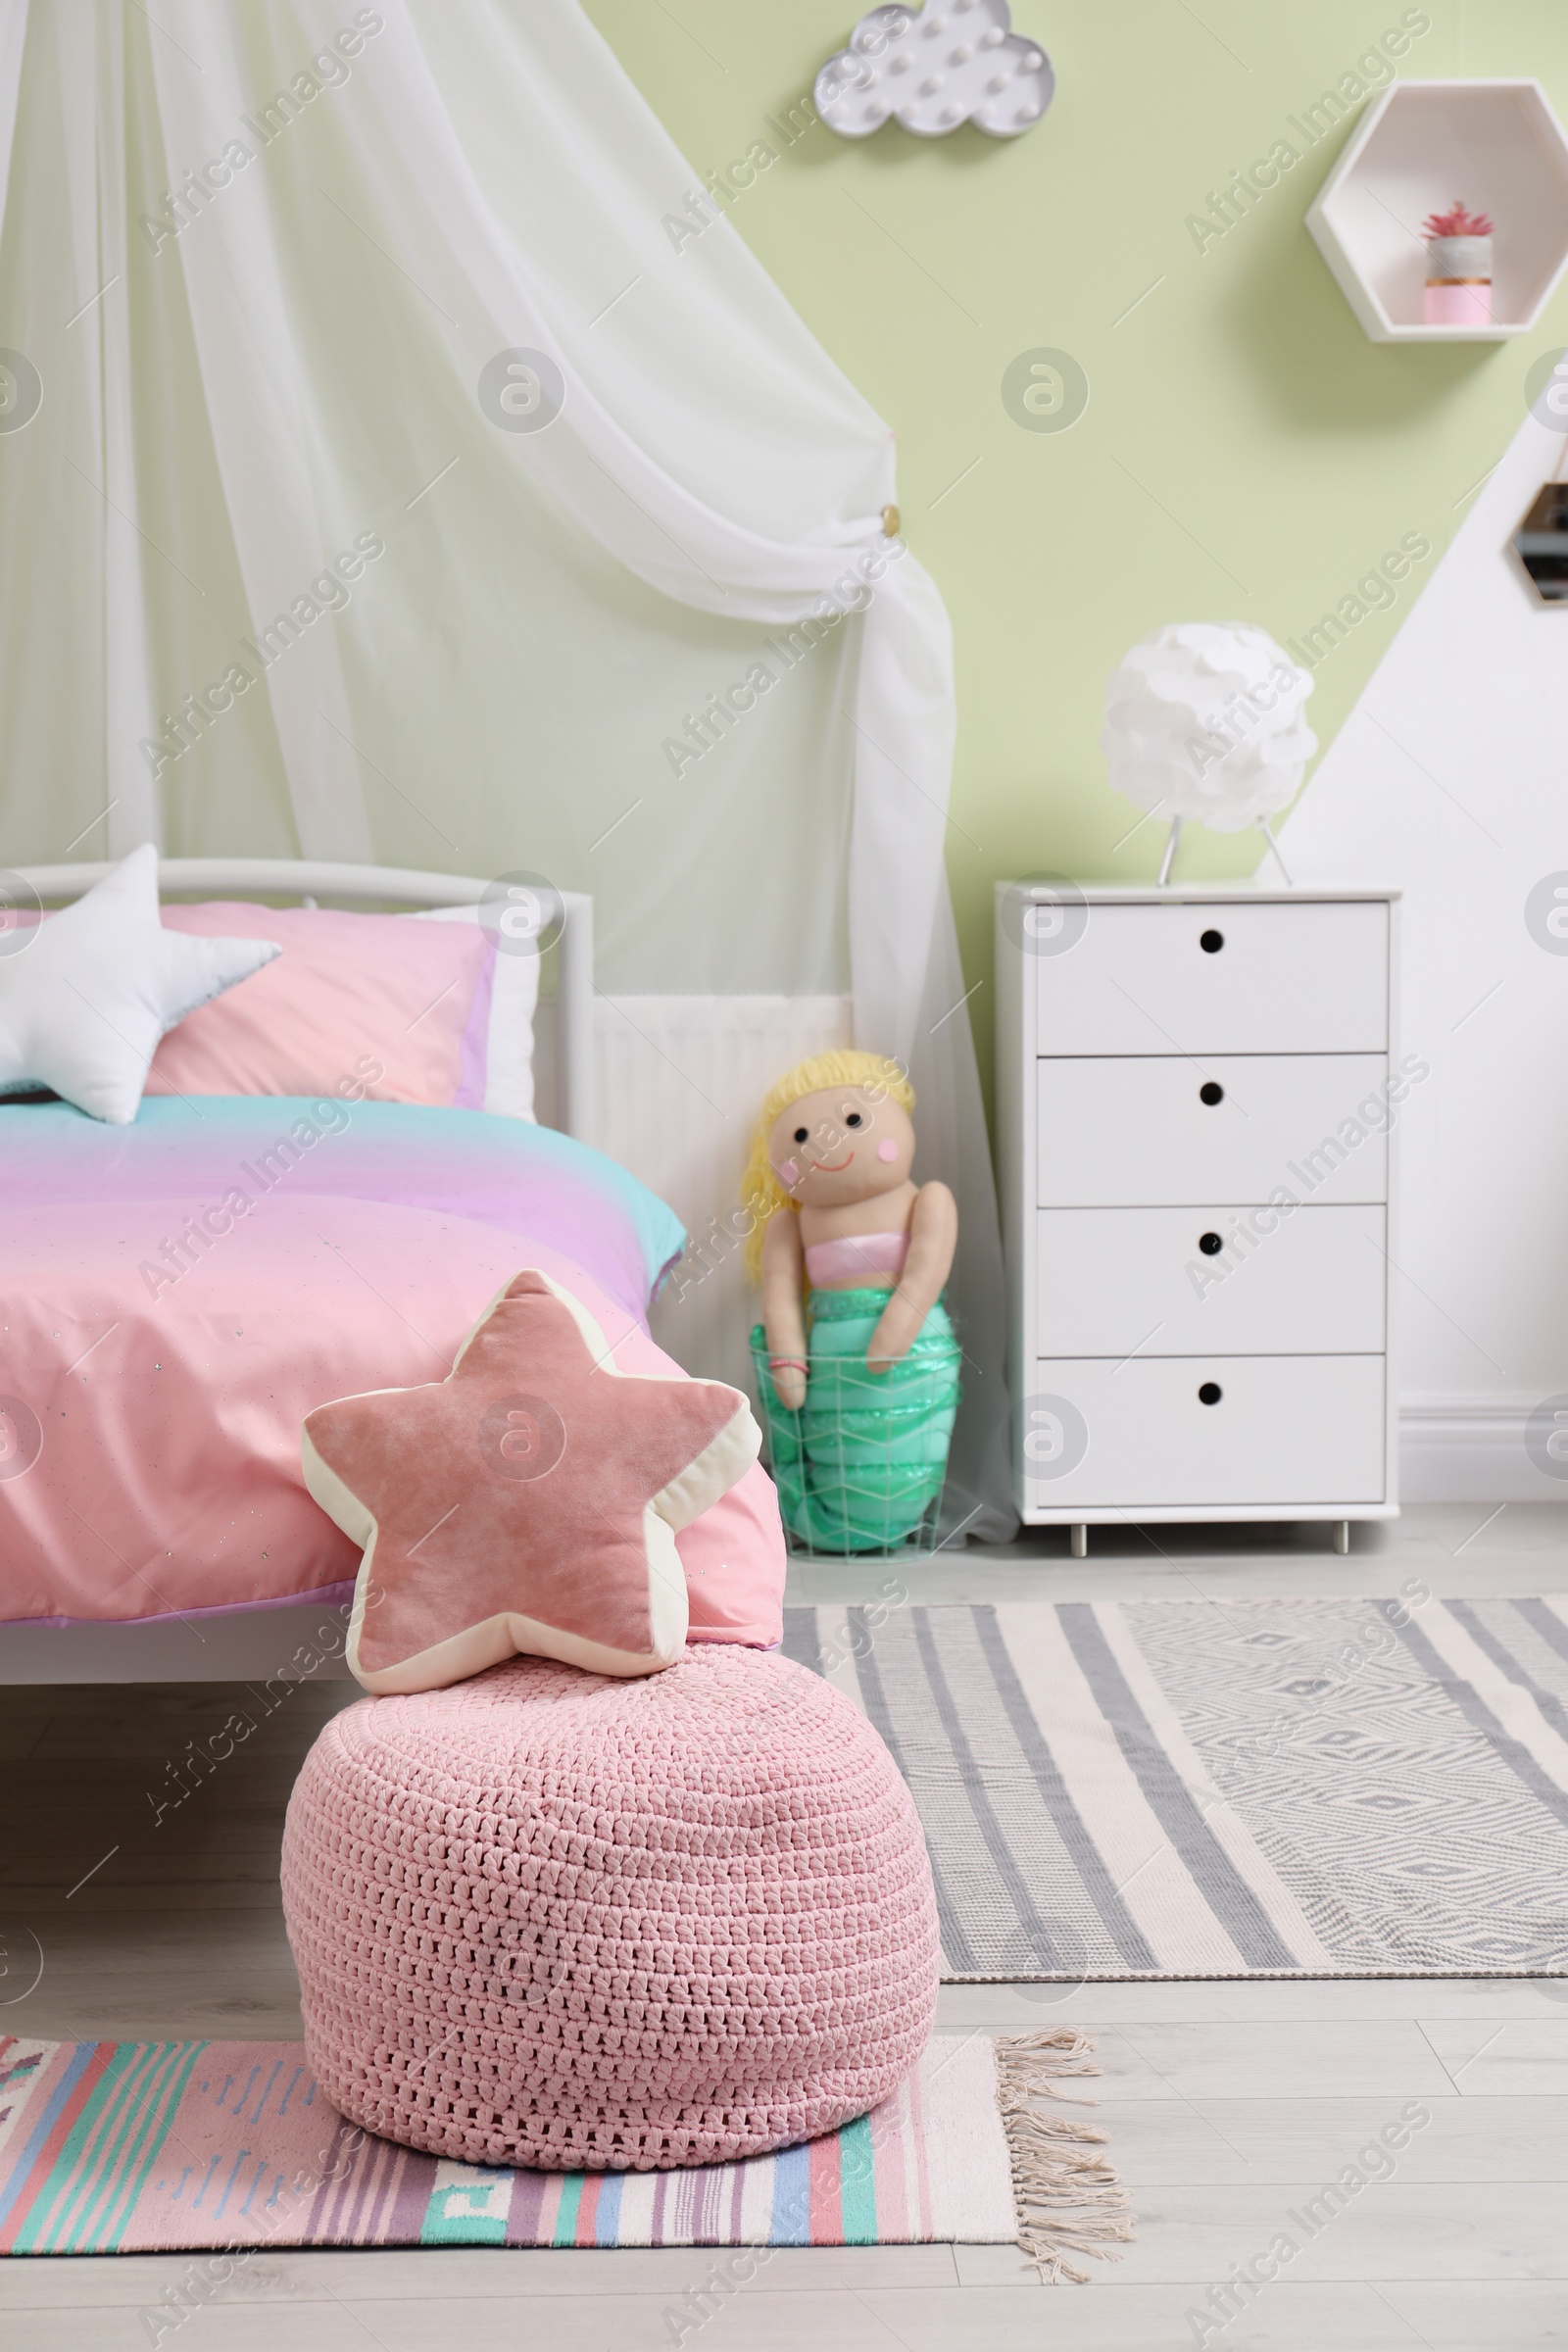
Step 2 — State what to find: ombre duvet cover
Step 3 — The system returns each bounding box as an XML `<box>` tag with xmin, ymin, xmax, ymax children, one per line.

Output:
<box><xmin>1</xmin><ymin>1099</ymin><xmax>783</xmax><ymax>1642</ymax></box>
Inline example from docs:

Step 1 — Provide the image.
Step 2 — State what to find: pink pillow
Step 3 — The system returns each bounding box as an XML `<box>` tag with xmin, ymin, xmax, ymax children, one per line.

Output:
<box><xmin>302</xmin><ymin>1268</ymin><xmax>762</xmax><ymax>1691</ymax></box>
<box><xmin>145</xmin><ymin>904</ymin><xmax>493</xmax><ymax>1108</ymax></box>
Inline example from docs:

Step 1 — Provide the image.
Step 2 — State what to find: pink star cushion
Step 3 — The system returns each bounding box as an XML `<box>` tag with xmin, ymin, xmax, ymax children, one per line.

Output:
<box><xmin>301</xmin><ymin>1268</ymin><xmax>760</xmax><ymax>1692</ymax></box>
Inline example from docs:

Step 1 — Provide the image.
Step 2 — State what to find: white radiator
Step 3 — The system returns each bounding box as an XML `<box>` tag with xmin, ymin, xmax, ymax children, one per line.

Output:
<box><xmin>589</xmin><ymin>995</ymin><xmax>852</xmax><ymax>1390</ymax></box>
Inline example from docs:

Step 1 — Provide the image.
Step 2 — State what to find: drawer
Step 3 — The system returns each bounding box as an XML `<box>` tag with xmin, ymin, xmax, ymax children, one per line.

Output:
<box><xmin>1035</xmin><ymin>1205</ymin><xmax>1387</xmax><ymax>1356</ymax></box>
<box><xmin>1036</xmin><ymin>900</ymin><xmax>1388</xmax><ymax>1055</ymax></box>
<box><xmin>1038</xmin><ymin>1054</ymin><xmax>1389</xmax><ymax>1207</ymax></box>
<box><xmin>1017</xmin><ymin>1355</ymin><xmax>1387</xmax><ymax>1509</ymax></box>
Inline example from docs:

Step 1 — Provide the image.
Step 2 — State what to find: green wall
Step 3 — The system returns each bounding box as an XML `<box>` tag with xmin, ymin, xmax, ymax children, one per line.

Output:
<box><xmin>582</xmin><ymin>0</ymin><xmax>1568</xmax><ymax>1084</ymax></box>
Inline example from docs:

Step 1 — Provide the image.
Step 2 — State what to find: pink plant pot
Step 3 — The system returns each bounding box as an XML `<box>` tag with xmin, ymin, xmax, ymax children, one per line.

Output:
<box><xmin>1424</xmin><ymin>280</ymin><xmax>1493</xmax><ymax>326</ymax></box>
<box><xmin>1423</xmin><ymin>234</ymin><xmax>1493</xmax><ymax>328</ymax></box>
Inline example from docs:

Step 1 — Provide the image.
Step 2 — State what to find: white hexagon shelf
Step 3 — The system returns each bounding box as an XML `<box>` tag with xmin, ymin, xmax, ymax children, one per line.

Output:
<box><xmin>1305</xmin><ymin>79</ymin><xmax>1568</xmax><ymax>342</ymax></box>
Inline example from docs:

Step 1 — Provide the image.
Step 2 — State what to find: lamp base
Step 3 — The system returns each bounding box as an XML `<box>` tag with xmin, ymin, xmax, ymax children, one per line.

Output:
<box><xmin>1154</xmin><ymin>815</ymin><xmax>1295</xmax><ymax>887</ymax></box>
<box><xmin>1259</xmin><ymin>817</ymin><xmax>1294</xmax><ymax>885</ymax></box>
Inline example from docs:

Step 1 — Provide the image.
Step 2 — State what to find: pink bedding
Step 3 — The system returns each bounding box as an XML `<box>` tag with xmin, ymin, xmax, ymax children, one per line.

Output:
<box><xmin>0</xmin><ymin>1097</ymin><xmax>784</xmax><ymax>1644</ymax></box>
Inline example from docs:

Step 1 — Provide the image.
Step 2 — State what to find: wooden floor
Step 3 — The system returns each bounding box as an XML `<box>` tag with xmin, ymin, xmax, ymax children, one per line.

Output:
<box><xmin>3</xmin><ymin>1503</ymin><xmax>1566</xmax><ymax>2348</ymax></box>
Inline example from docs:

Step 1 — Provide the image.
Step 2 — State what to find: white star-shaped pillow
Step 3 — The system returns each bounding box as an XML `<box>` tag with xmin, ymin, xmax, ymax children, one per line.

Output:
<box><xmin>0</xmin><ymin>845</ymin><xmax>279</xmax><ymax>1123</ymax></box>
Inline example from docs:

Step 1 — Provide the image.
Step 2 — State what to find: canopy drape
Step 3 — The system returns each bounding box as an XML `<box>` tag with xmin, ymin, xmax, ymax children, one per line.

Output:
<box><xmin>0</xmin><ymin>0</ymin><xmax>1015</xmax><ymax>1539</ymax></box>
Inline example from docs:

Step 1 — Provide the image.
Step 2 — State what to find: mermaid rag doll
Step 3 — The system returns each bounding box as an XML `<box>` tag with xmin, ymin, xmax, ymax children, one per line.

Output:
<box><xmin>744</xmin><ymin>1051</ymin><xmax>960</xmax><ymax>1553</ymax></box>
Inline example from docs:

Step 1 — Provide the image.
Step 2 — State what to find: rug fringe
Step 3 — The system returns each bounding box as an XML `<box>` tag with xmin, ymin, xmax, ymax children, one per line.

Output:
<box><xmin>996</xmin><ymin>2030</ymin><xmax>1136</xmax><ymax>2285</ymax></box>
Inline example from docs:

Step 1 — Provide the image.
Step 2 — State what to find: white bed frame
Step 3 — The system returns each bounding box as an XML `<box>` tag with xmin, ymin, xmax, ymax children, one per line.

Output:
<box><xmin>1</xmin><ymin>858</ymin><xmax>595</xmax><ymax>1686</ymax></box>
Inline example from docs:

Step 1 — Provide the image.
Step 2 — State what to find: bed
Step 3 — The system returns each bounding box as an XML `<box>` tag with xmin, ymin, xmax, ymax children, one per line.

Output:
<box><xmin>0</xmin><ymin>858</ymin><xmax>777</xmax><ymax>1684</ymax></box>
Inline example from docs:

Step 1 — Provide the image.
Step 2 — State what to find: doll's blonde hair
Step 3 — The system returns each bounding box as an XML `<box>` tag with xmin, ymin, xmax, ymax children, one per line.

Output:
<box><xmin>741</xmin><ymin>1050</ymin><xmax>914</xmax><ymax>1283</ymax></box>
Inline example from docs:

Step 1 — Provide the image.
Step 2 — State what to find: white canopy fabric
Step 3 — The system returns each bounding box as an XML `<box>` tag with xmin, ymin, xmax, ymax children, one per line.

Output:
<box><xmin>0</xmin><ymin>0</ymin><xmax>1015</xmax><ymax>1539</ymax></box>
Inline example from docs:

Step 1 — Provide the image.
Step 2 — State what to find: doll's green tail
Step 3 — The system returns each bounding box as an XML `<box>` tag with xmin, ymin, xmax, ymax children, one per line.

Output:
<box><xmin>751</xmin><ymin>1287</ymin><xmax>961</xmax><ymax>1554</ymax></box>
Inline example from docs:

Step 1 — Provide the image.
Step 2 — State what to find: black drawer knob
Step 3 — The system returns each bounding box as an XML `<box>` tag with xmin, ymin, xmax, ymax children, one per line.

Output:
<box><xmin>1200</xmin><ymin>928</ymin><xmax>1224</xmax><ymax>954</ymax></box>
<box><xmin>1199</xmin><ymin>1080</ymin><xmax>1224</xmax><ymax>1106</ymax></box>
<box><xmin>1199</xmin><ymin>1381</ymin><xmax>1223</xmax><ymax>1405</ymax></box>
<box><xmin>1199</xmin><ymin>1231</ymin><xmax>1223</xmax><ymax>1255</ymax></box>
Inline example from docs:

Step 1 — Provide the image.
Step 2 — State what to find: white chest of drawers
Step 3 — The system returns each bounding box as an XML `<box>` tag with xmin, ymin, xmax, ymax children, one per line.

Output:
<box><xmin>995</xmin><ymin>884</ymin><xmax>1403</xmax><ymax>1546</ymax></box>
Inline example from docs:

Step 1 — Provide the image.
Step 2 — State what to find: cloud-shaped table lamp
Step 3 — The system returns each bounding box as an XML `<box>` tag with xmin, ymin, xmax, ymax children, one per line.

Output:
<box><xmin>814</xmin><ymin>1</ymin><xmax>1054</xmax><ymax>141</ymax></box>
<box><xmin>1102</xmin><ymin>622</ymin><xmax>1317</xmax><ymax>884</ymax></box>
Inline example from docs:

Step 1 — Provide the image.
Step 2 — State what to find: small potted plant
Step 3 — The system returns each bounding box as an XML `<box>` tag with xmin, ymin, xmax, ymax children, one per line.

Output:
<box><xmin>1421</xmin><ymin>200</ymin><xmax>1494</xmax><ymax>327</ymax></box>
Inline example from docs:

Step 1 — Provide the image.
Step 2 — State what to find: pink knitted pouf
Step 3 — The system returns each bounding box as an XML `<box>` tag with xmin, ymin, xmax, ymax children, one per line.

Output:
<box><xmin>280</xmin><ymin>1645</ymin><xmax>938</xmax><ymax>2172</ymax></box>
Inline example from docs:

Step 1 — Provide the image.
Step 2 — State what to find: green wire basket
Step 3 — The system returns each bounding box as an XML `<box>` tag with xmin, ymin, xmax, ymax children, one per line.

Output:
<box><xmin>749</xmin><ymin>1287</ymin><xmax>961</xmax><ymax>1559</ymax></box>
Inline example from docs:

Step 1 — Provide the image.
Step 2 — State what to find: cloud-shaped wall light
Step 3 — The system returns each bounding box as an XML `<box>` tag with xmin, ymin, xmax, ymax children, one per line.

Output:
<box><xmin>813</xmin><ymin>1</ymin><xmax>1054</xmax><ymax>141</ymax></box>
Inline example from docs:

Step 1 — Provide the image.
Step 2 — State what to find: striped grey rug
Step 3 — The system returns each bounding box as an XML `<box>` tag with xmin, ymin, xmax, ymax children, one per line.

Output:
<box><xmin>783</xmin><ymin>1595</ymin><xmax>1568</xmax><ymax>1981</ymax></box>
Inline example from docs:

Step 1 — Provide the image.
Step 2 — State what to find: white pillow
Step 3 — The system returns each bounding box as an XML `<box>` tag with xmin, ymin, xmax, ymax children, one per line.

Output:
<box><xmin>408</xmin><ymin>904</ymin><xmax>540</xmax><ymax>1120</ymax></box>
<box><xmin>0</xmin><ymin>845</ymin><xmax>279</xmax><ymax>1124</ymax></box>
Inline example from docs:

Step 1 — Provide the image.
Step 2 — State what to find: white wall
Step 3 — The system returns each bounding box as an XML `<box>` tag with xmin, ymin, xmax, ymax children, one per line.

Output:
<box><xmin>1286</xmin><ymin>408</ymin><xmax>1568</xmax><ymax>1498</ymax></box>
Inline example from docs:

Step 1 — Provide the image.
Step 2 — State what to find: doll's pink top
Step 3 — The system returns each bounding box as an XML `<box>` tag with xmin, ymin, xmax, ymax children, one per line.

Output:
<box><xmin>804</xmin><ymin>1231</ymin><xmax>910</xmax><ymax>1289</ymax></box>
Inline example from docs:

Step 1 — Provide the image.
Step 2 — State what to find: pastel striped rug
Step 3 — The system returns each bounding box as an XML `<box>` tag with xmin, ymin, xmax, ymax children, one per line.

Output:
<box><xmin>0</xmin><ymin>2032</ymin><xmax>1130</xmax><ymax>2279</ymax></box>
<box><xmin>786</xmin><ymin>1595</ymin><xmax>1568</xmax><ymax>1980</ymax></box>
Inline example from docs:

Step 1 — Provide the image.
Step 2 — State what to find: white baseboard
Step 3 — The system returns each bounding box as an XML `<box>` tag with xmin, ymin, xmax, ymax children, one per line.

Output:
<box><xmin>1399</xmin><ymin>1399</ymin><xmax>1568</xmax><ymax>1501</ymax></box>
